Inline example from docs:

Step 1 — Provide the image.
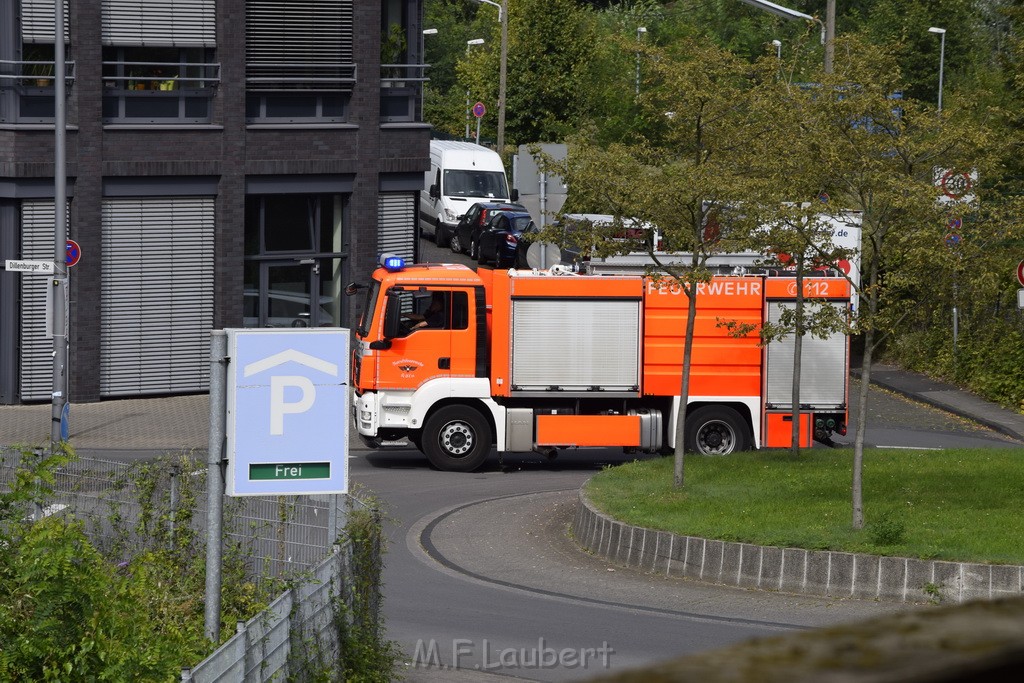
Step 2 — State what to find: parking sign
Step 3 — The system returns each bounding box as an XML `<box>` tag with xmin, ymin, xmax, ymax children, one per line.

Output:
<box><xmin>225</xmin><ymin>329</ymin><xmax>349</xmax><ymax>496</ymax></box>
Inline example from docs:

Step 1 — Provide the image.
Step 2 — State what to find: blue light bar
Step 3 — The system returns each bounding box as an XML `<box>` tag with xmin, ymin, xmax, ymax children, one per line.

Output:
<box><xmin>379</xmin><ymin>253</ymin><xmax>406</xmax><ymax>272</ymax></box>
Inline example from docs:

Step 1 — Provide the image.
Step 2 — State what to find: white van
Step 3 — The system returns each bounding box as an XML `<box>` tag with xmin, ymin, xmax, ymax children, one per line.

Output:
<box><xmin>420</xmin><ymin>140</ymin><xmax>517</xmax><ymax>246</ymax></box>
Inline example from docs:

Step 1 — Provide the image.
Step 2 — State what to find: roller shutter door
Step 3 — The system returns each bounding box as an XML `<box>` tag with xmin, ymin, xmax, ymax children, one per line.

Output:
<box><xmin>101</xmin><ymin>197</ymin><xmax>214</xmax><ymax>396</ymax></box>
<box><xmin>378</xmin><ymin>193</ymin><xmax>415</xmax><ymax>263</ymax></box>
<box><xmin>246</xmin><ymin>0</ymin><xmax>354</xmax><ymax>91</ymax></box>
<box><xmin>20</xmin><ymin>0</ymin><xmax>70</xmax><ymax>43</ymax></box>
<box><xmin>765</xmin><ymin>301</ymin><xmax>848</xmax><ymax>409</ymax></box>
<box><xmin>18</xmin><ymin>201</ymin><xmax>61</xmax><ymax>401</ymax></box>
<box><xmin>101</xmin><ymin>0</ymin><xmax>216</xmax><ymax>47</ymax></box>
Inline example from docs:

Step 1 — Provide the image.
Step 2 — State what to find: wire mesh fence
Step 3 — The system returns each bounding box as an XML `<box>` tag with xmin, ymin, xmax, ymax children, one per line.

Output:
<box><xmin>0</xmin><ymin>445</ymin><xmax>344</xmax><ymax>584</ymax></box>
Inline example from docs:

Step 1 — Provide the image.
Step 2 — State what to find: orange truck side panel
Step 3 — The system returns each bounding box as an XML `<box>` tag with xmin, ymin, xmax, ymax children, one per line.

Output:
<box><xmin>489</xmin><ymin>273</ymin><xmax>643</xmax><ymax>396</ymax></box>
<box><xmin>535</xmin><ymin>414</ymin><xmax>641</xmax><ymax>447</ymax></box>
<box><xmin>764</xmin><ymin>412</ymin><xmax>814</xmax><ymax>448</ymax></box>
<box><xmin>642</xmin><ymin>277</ymin><xmax>764</xmax><ymax>397</ymax></box>
<box><xmin>765</xmin><ymin>277</ymin><xmax>850</xmax><ymax>299</ymax></box>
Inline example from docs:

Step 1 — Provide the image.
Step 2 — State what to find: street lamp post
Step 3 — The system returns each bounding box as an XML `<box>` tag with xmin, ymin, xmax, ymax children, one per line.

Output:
<box><xmin>472</xmin><ymin>0</ymin><xmax>507</xmax><ymax>152</ymax></box>
<box><xmin>635</xmin><ymin>26</ymin><xmax>647</xmax><ymax>96</ymax></box>
<box><xmin>464</xmin><ymin>38</ymin><xmax>484</xmax><ymax>140</ymax></box>
<box><xmin>421</xmin><ymin>29</ymin><xmax>437</xmax><ymax>122</ymax></box>
<box><xmin>771</xmin><ymin>39</ymin><xmax>781</xmax><ymax>60</ymax></box>
<box><xmin>928</xmin><ymin>27</ymin><xmax>946</xmax><ymax>113</ymax></box>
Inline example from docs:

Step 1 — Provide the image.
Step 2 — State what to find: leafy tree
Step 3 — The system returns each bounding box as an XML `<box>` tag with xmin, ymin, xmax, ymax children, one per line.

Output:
<box><xmin>556</xmin><ymin>38</ymin><xmax>781</xmax><ymax>487</ymax></box>
<box><xmin>790</xmin><ymin>35</ymin><xmax>999</xmax><ymax>528</ymax></box>
<box><xmin>458</xmin><ymin>0</ymin><xmax>600</xmax><ymax>148</ymax></box>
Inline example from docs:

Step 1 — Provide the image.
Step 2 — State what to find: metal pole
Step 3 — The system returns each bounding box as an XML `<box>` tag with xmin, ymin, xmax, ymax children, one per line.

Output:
<box><xmin>465</xmin><ymin>89</ymin><xmax>471</xmax><ymax>140</ymax></box>
<box><xmin>824</xmin><ymin>0</ymin><xmax>835</xmax><ymax>74</ymax></box>
<box><xmin>204</xmin><ymin>330</ymin><xmax>228</xmax><ymax>643</ymax></box>
<box><xmin>635</xmin><ymin>27</ymin><xmax>646</xmax><ymax>97</ymax></box>
<box><xmin>50</xmin><ymin>0</ymin><xmax>68</xmax><ymax>450</ymax></box>
<box><xmin>937</xmin><ymin>31</ymin><xmax>945</xmax><ymax>113</ymax></box>
<box><xmin>475</xmin><ymin>114</ymin><xmax>481</xmax><ymax>144</ymax></box>
<box><xmin>496</xmin><ymin>0</ymin><xmax>508</xmax><ymax>154</ymax></box>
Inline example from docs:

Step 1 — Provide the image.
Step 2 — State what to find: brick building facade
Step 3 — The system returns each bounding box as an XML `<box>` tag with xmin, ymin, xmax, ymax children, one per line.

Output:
<box><xmin>0</xmin><ymin>0</ymin><xmax>429</xmax><ymax>403</ymax></box>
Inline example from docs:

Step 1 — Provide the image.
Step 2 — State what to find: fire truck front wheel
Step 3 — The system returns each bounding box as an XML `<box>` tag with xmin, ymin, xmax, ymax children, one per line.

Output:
<box><xmin>423</xmin><ymin>406</ymin><xmax>492</xmax><ymax>472</ymax></box>
<box><xmin>686</xmin><ymin>406</ymin><xmax>749</xmax><ymax>456</ymax></box>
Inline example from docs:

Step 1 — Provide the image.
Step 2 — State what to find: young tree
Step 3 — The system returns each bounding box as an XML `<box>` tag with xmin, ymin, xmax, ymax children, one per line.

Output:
<box><xmin>793</xmin><ymin>36</ymin><xmax>998</xmax><ymax>528</ymax></box>
<box><xmin>556</xmin><ymin>38</ymin><xmax>781</xmax><ymax>487</ymax></box>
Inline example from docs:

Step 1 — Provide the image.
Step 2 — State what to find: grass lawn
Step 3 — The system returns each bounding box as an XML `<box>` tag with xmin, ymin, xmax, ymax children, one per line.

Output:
<box><xmin>585</xmin><ymin>448</ymin><xmax>1024</xmax><ymax>565</ymax></box>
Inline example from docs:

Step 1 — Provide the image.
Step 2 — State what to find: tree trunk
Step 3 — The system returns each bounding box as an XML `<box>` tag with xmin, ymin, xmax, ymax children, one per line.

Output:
<box><xmin>852</xmin><ymin>250</ymin><xmax>880</xmax><ymax>530</ymax></box>
<box><xmin>674</xmin><ymin>281</ymin><xmax>699</xmax><ymax>488</ymax></box>
<box><xmin>791</xmin><ymin>253</ymin><xmax>805</xmax><ymax>456</ymax></box>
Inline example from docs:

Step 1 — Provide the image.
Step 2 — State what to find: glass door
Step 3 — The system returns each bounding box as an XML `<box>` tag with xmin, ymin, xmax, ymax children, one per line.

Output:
<box><xmin>244</xmin><ymin>260</ymin><xmax>313</xmax><ymax>328</ymax></box>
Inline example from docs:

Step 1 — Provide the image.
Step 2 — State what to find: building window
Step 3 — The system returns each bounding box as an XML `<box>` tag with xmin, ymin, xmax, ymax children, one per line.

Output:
<box><xmin>100</xmin><ymin>0</ymin><xmax>218</xmax><ymax>124</ymax></box>
<box><xmin>244</xmin><ymin>194</ymin><xmax>347</xmax><ymax>328</ymax></box>
<box><xmin>245</xmin><ymin>0</ymin><xmax>355</xmax><ymax>124</ymax></box>
<box><xmin>380</xmin><ymin>0</ymin><xmax>421</xmax><ymax>123</ymax></box>
<box><xmin>0</xmin><ymin>1</ymin><xmax>71</xmax><ymax>124</ymax></box>
<box><xmin>102</xmin><ymin>46</ymin><xmax>218</xmax><ymax>123</ymax></box>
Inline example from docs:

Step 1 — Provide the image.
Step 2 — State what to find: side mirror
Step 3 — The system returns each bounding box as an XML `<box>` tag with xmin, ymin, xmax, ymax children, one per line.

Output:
<box><xmin>344</xmin><ymin>282</ymin><xmax>364</xmax><ymax>296</ymax></box>
<box><xmin>368</xmin><ymin>339</ymin><xmax>392</xmax><ymax>350</ymax></box>
<box><xmin>382</xmin><ymin>295</ymin><xmax>402</xmax><ymax>339</ymax></box>
<box><xmin>510</xmin><ymin>188</ymin><xmax>519</xmax><ymax>202</ymax></box>
<box><xmin>429</xmin><ymin>184</ymin><xmax>439</xmax><ymax>199</ymax></box>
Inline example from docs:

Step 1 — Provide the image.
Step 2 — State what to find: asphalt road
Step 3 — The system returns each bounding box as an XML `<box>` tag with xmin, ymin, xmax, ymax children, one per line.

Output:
<box><xmin>363</xmin><ymin>237</ymin><xmax>1020</xmax><ymax>681</ymax></box>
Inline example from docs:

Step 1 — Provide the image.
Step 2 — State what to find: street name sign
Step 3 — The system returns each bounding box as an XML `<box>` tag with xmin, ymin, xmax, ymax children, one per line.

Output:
<box><xmin>5</xmin><ymin>259</ymin><xmax>55</xmax><ymax>274</ymax></box>
<box><xmin>225</xmin><ymin>328</ymin><xmax>349</xmax><ymax>496</ymax></box>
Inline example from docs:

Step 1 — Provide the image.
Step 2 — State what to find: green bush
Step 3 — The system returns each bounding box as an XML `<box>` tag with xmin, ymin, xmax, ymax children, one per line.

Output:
<box><xmin>0</xmin><ymin>449</ymin><xmax>267</xmax><ymax>679</ymax></box>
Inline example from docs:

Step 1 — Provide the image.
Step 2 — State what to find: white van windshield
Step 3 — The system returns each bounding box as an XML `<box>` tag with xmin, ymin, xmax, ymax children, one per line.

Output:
<box><xmin>442</xmin><ymin>170</ymin><xmax>508</xmax><ymax>199</ymax></box>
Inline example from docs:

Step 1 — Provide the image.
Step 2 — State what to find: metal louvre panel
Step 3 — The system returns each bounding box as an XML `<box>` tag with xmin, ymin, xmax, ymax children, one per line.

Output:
<box><xmin>20</xmin><ymin>0</ymin><xmax>71</xmax><ymax>43</ymax></box>
<box><xmin>100</xmin><ymin>197</ymin><xmax>214</xmax><ymax>396</ymax></box>
<box><xmin>18</xmin><ymin>201</ymin><xmax>62</xmax><ymax>401</ymax></box>
<box><xmin>101</xmin><ymin>0</ymin><xmax>216</xmax><ymax>47</ymax></box>
<box><xmin>246</xmin><ymin>0</ymin><xmax>355</xmax><ymax>90</ymax></box>
<box><xmin>377</xmin><ymin>193</ymin><xmax>415</xmax><ymax>262</ymax></box>
<box><xmin>765</xmin><ymin>301</ymin><xmax>847</xmax><ymax>408</ymax></box>
<box><xmin>511</xmin><ymin>299</ymin><xmax>641</xmax><ymax>390</ymax></box>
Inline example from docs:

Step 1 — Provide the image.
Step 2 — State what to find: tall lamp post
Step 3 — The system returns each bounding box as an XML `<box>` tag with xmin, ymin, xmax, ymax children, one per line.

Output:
<box><xmin>472</xmin><ymin>0</ymin><xmax>507</xmax><ymax>152</ymax></box>
<box><xmin>635</xmin><ymin>26</ymin><xmax>647</xmax><ymax>96</ymax></box>
<box><xmin>771</xmin><ymin>39</ymin><xmax>782</xmax><ymax>60</ymax></box>
<box><xmin>928</xmin><ymin>27</ymin><xmax>946</xmax><ymax>113</ymax></box>
<box><xmin>421</xmin><ymin>29</ymin><xmax>437</xmax><ymax>121</ymax></box>
<box><xmin>464</xmin><ymin>38</ymin><xmax>484</xmax><ymax>140</ymax></box>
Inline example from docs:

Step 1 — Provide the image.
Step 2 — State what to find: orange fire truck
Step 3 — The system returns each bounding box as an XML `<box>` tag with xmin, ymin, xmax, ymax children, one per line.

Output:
<box><xmin>350</xmin><ymin>256</ymin><xmax>850</xmax><ymax>472</ymax></box>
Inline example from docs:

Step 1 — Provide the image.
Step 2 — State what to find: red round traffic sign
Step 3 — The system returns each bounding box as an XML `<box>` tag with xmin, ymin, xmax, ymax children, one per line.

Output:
<box><xmin>1017</xmin><ymin>260</ymin><xmax>1024</xmax><ymax>287</ymax></box>
<box><xmin>472</xmin><ymin>101</ymin><xmax>486</xmax><ymax>118</ymax></box>
<box><xmin>66</xmin><ymin>239</ymin><xmax>81</xmax><ymax>267</ymax></box>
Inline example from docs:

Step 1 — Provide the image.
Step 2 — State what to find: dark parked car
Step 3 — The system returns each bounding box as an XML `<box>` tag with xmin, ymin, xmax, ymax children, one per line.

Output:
<box><xmin>476</xmin><ymin>211</ymin><xmax>535</xmax><ymax>268</ymax></box>
<box><xmin>514</xmin><ymin>219</ymin><xmax>589</xmax><ymax>271</ymax></box>
<box><xmin>444</xmin><ymin>201</ymin><xmax>525</xmax><ymax>254</ymax></box>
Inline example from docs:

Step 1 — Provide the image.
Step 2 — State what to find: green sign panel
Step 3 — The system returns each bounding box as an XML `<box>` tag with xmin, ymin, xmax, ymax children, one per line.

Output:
<box><xmin>249</xmin><ymin>462</ymin><xmax>330</xmax><ymax>481</ymax></box>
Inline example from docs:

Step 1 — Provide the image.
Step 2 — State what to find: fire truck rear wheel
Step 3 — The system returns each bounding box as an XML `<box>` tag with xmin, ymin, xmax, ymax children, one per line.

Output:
<box><xmin>686</xmin><ymin>406</ymin><xmax>749</xmax><ymax>456</ymax></box>
<box><xmin>423</xmin><ymin>406</ymin><xmax>492</xmax><ymax>472</ymax></box>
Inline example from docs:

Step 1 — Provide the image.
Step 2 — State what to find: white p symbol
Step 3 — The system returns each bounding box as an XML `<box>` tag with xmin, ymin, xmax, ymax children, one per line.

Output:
<box><xmin>270</xmin><ymin>376</ymin><xmax>315</xmax><ymax>435</ymax></box>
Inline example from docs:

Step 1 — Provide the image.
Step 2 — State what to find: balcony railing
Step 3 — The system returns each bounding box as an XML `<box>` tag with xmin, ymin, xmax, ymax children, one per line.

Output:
<box><xmin>0</xmin><ymin>60</ymin><xmax>77</xmax><ymax>122</ymax></box>
<box><xmin>0</xmin><ymin>59</ymin><xmax>77</xmax><ymax>87</ymax></box>
<box><xmin>380</xmin><ymin>63</ymin><xmax>428</xmax><ymax>123</ymax></box>
<box><xmin>101</xmin><ymin>60</ymin><xmax>219</xmax><ymax>123</ymax></box>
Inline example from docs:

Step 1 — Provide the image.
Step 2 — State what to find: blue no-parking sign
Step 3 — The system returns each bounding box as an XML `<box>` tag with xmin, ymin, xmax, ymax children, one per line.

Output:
<box><xmin>225</xmin><ymin>329</ymin><xmax>349</xmax><ymax>496</ymax></box>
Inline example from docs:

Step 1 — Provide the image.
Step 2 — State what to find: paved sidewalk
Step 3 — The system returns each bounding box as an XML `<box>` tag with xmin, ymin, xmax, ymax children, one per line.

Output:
<box><xmin>0</xmin><ymin>393</ymin><xmax>209</xmax><ymax>457</ymax></box>
<box><xmin>2</xmin><ymin>364</ymin><xmax>1023</xmax><ymax>455</ymax></box>
<box><xmin>855</xmin><ymin>363</ymin><xmax>1024</xmax><ymax>443</ymax></box>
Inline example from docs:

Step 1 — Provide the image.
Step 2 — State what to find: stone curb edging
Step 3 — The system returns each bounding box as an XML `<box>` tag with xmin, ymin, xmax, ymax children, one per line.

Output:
<box><xmin>572</xmin><ymin>488</ymin><xmax>1024</xmax><ymax>604</ymax></box>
